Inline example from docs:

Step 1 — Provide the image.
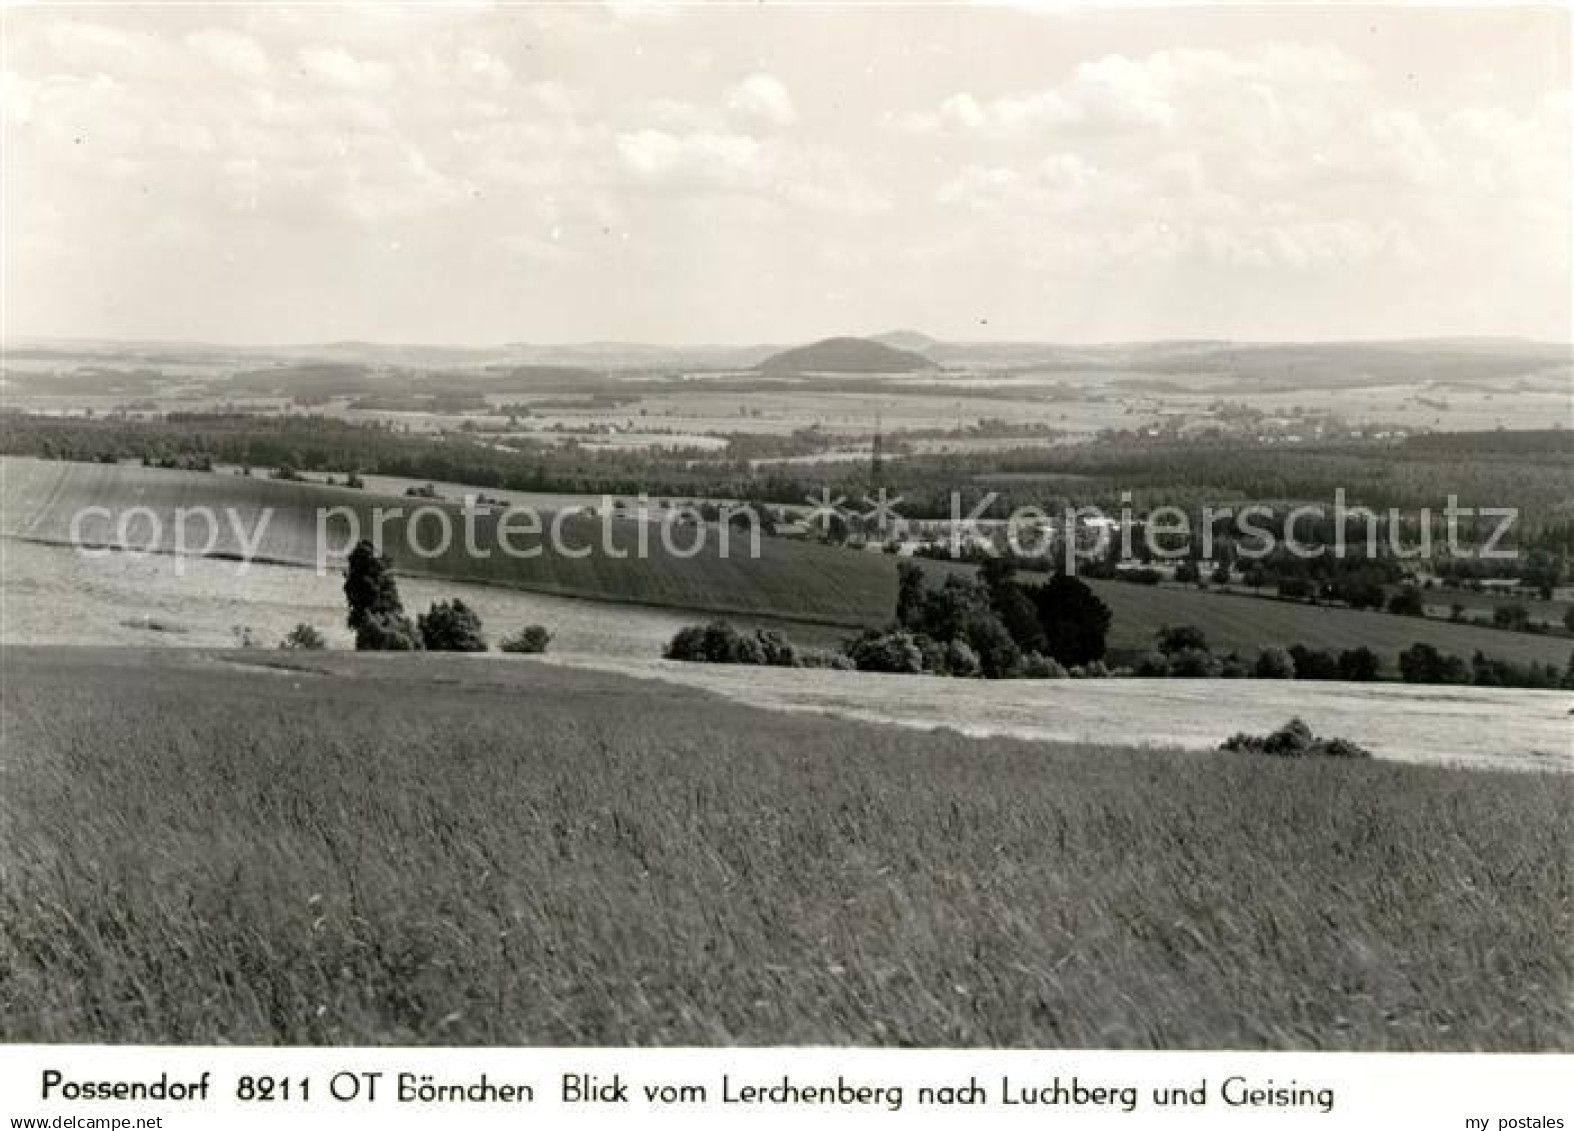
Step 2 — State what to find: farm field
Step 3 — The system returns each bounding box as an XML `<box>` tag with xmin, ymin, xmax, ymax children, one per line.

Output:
<box><xmin>10</xmin><ymin>344</ymin><xmax>1571</xmax><ymax>438</ymax></box>
<box><xmin>1208</xmin><ymin>580</ymin><xmax>1573</xmax><ymax>628</ymax></box>
<box><xmin>2</xmin><ymin>538</ymin><xmax>1565</xmax><ymax>770</ymax></box>
<box><xmin>0</xmin><ymin>538</ymin><xmax>848</xmax><ymax>654</ymax></box>
<box><xmin>1082</xmin><ymin>578</ymin><xmax>1574</xmax><ymax>668</ymax></box>
<box><xmin>0</xmin><ymin>456</ymin><xmax>894</xmax><ymax>627</ymax></box>
<box><xmin>5</xmin><ymin>456</ymin><xmax>1572</xmax><ymax>671</ymax></box>
<box><xmin>2</xmin><ymin>646</ymin><xmax>1568</xmax><ymax>1048</ymax></box>
<box><xmin>540</xmin><ymin>653</ymin><xmax>1574</xmax><ymax>774</ymax></box>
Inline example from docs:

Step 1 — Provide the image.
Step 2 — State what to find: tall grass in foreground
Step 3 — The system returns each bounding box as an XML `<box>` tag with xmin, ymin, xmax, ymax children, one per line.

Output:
<box><xmin>1</xmin><ymin>647</ymin><xmax>1568</xmax><ymax>1049</ymax></box>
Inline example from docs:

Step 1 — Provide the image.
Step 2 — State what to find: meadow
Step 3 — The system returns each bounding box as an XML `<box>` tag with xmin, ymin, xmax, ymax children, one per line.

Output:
<box><xmin>2</xmin><ymin>538</ymin><xmax>1564</xmax><ymax>770</ymax></box>
<box><xmin>0</xmin><ymin>538</ymin><xmax>850</xmax><ymax>654</ymax></box>
<box><xmin>1084</xmin><ymin>578</ymin><xmax>1573</xmax><ymax>666</ymax></box>
<box><xmin>1</xmin><ymin>647</ymin><xmax>1567</xmax><ymax>1048</ymax></box>
<box><xmin>0</xmin><ymin>456</ymin><xmax>892</xmax><ymax>627</ymax></box>
<box><xmin>5</xmin><ymin>457</ymin><xmax>1570</xmax><ymax>672</ymax></box>
<box><xmin>541</xmin><ymin>652</ymin><xmax>1574</xmax><ymax>774</ymax></box>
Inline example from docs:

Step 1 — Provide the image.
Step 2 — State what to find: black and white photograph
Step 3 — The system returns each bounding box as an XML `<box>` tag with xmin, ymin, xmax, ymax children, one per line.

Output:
<box><xmin>0</xmin><ymin>0</ymin><xmax>1569</xmax><ymax>1124</ymax></box>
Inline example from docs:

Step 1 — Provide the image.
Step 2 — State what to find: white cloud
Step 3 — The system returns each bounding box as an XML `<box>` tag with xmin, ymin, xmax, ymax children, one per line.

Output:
<box><xmin>2</xmin><ymin>7</ymin><xmax>1566</xmax><ymax>342</ymax></box>
<box><xmin>185</xmin><ymin>29</ymin><xmax>270</xmax><ymax>80</ymax></box>
<box><xmin>297</xmin><ymin>45</ymin><xmax>393</xmax><ymax>90</ymax></box>
<box><xmin>920</xmin><ymin>37</ymin><xmax>1566</xmax><ymax>291</ymax></box>
<box><xmin>909</xmin><ymin>43</ymin><xmax>1367</xmax><ymax>140</ymax></box>
<box><xmin>616</xmin><ymin>128</ymin><xmax>765</xmax><ymax>187</ymax></box>
<box><xmin>725</xmin><ymin>72</ymin><xmax>797</xmax><ymax>128</ymax></box>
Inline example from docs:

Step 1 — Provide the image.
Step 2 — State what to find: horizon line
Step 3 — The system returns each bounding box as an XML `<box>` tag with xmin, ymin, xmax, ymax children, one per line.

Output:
<box><xmin>5</xmin><ymin>332</ymin><xmax>1571</xmax><ymax>353</ymax></box>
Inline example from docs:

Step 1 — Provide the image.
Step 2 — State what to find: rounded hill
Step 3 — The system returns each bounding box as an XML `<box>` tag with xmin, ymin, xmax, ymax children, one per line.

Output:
<box><xmin>756</xmin><ymin>336</ymin><xmax>939</xmax><ymax>375</ymax></box>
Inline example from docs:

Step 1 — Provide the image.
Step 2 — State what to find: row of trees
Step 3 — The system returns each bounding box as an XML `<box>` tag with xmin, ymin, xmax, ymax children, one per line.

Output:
<box><xmin>663</xmin><ymin>563</ymin><xmax>1114</xmax><ymax>680</ymax></box>
<box><xmin>1130</xmin><ymin>627</ymin><xmax>1380</xmax><ymax>681</ymax></box>
<box><xmin>1396</xmin><ymin>643</ymin><xmax>1570</xmax><ymax>689</ymax></box>
<box><xmin>334</xmin><ymin>535</ymin><xmax>1573</xmax><ymax>691</ymax></box>
<box><xmin>1127</xmin><ymin>624</ymin><xmax>1573</xmax><ymax>689</ymax></box>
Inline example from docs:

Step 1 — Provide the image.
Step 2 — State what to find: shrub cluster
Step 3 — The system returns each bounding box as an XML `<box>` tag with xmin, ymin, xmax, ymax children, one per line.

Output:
<box><xmin>1221</xmin><ymin>718</ymin><xmax>1372</xmax><ymax>759</ymax></box>
<box><xmin>882</xmin><ymin>561</ymin><xmax>1113</xmax><ymax>679</ymax></box>
<box><xmin>499</xmin><ymin>625</ymin><xmax>554</xmax><ymax>654</ymax></box>
<box><xmin>664</xmin><ymin>622</ymin><xmax>800</xmax><ymax>667</ymax></box>
<box><xmin>417</xmin><ymin>599</ymin><xmax>487</xmax><ymax>652</ymax></box>
<box><xmin>356</xmin><ymin>611</ymin><xmax>421</xmax><ymax>651</ymax></box>
<box><xmin>1398</xmin><ymin>642</ymin><xmax>1570</xmax><ymax>689</ymax></box>
<box><xmin>278</xmin><ymin>623</ymin><xmax>325</xmax><ymax>651</ymax></box>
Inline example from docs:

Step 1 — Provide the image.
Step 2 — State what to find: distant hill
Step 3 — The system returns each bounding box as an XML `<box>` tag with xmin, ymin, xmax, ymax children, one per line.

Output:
<box><xmin>7</xmin><ymin>334</ymin><xmax>1565</xmax><ymax>384</ymax></box>
<box><xmin>757</xmin><ymin>337</ymin><xmax>939</xmax><ymax>375</ymax></box>
<box><xmin>870</xmin><ymin>329</ymin><xmax>941</xmax><ymax>353</ymax></box>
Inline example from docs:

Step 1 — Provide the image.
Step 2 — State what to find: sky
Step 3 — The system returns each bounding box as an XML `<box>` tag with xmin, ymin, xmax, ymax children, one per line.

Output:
<box><xmin>2</xmin><ymin>3</ymin><xmax>1569</xmax><ymax>346</ymax></box>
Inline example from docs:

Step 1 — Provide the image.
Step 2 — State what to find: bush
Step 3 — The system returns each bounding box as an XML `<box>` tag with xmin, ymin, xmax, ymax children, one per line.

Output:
<box><xmin>1468</xmin><ymin>651</ymin><xmax>1563</xmax><ymax>689</ymax></box>
<box><xmin>1398</xmin><ymin>642</ymin><xmax>1470</xmax><ymax>685</ymax></box>
<box><xmin>417</xmin><ymin>600</ymin><xmax>487</xmax><ymax>652</ymax></box>
<box><xmin>355</xmin><ymin>611</ymin><xmax>421</xmax><ymax>651</ymax></box>
<box><xmin>754</xmin><ymin>629</ymin><xmax>798</xmax><ymax>667</ymax></box>
<box><xmin>796</xmin><ymin>648</ymin><xmax>855</xmax><ymax>671</ymax></box>
<box><xmin>1387</xmin><ymin>589</ymin><xmax>1425</xmax><ymax>617</ymax></box>
<box><xmin>1288</xmin><ymin>644</ymin><xmax>1340</xmax><ymax>681</ymax></box>
<box><xmin>1337</xmin><ymin>646</ymin><xmax>1382</xmax><ymax>682</ymax></box>
<box><xmin>666</xmin><ymin>621</ymin><xmax>755</xmax><ymax>664</ymax></box>
<box><xmin>278</xmin><ymin>623</ymin><xmax>325</xmax><ymax>651</ymax></box>
<box><xmin>1167</xmin><ymin>647</ymin><xmax>1222</xmax><ymax>678</ymax></box>
<box><xmin>1221</xmin><ymin>717</ymin><xmax>1372</xmax><ymax>759</ymax></box>
<box><xmin>666</xmin><ymin>624</ymin><xmax>715</xmax><ymax>662</ymax></box>
<box><xmin>664</xmin><ymin>621</ymin><xmax>800</xmax><ymax>667</ymax></box>
<box><xmin>1021</xmin><ymin>652</ymin><xmax>1069</xmax><ymax>678</ymax></box>
<box><xmin>1133</xmin><ymin>651</ymin><xmax>1172</xmax><ymax>677</ymax></box>
<box><xmin>499</xmin><ymin>625</ymin><xmax>553</xmax><ymax>654</ymax></box>
<box><xmin>1218</xmin><ymin>652</ymin><xmax>1252</xmax><ymax>679</ymax></box>
<box><xmin>942</xmin><ymin>639</ymin><xmax>981</xmax><ymax>677</ymax></box>
<box><xmin>1254</xmin><ymin>646</ymin><xmax>1297</xmax><ymax>679</ymax></box>
<box><xmin>1156</xmin><ymin>624</ymin><xmax>1210</xmax><ymax>655</ymax></box>
<box><xmin>845</xmin><ymin>629</ymin><xmax>925</xmax><ymax>674</ymax></box>
<box><xmin>963</xmin><ymin>611</ymin><xmax>1023</xmax><ymax>679</ymax></box>
<box><xmin>1319</xmin><ymin>737</ymin><xmax>1374</xmax><ymax>759</ymax></box>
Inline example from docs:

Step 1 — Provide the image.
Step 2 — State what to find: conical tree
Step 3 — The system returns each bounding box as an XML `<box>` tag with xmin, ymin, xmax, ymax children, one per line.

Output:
<box><xmin>343</xmin><ymin>540</ymin><xmax>403</xmax><ymax>631</ymax></box>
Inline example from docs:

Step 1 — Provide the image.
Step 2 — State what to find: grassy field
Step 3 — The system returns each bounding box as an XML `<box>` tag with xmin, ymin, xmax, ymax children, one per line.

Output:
<box><xmin>541</xmin><ymin>652</ymin><xmax>1573</xmax><ymax>773</ymax></box>
<box><xmin>2</xmin><ymin>646</ymin><xmax>1568</xmax><ymax>1048</ymax></box>
<box><xmin>1083</xmin><ymin>579</ymin><xmax>1574</xmax><ymax>667</ymax></box>
<box><xmin>0</xmin><ymin>456</ymin><xmax>893</xmax><ymax>627</ymax></box>
<box><xmin>4</xmin><ymin>456</ymin><xmax>1569</xmax><ymax>669</ymax></box>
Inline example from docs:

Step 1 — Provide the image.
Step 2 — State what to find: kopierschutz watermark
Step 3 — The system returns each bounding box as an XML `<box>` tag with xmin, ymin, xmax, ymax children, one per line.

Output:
<box><xmin>61</xmin><ymin>488</ymin><xmax>1521</xmax><ymax>575</ymax></box>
